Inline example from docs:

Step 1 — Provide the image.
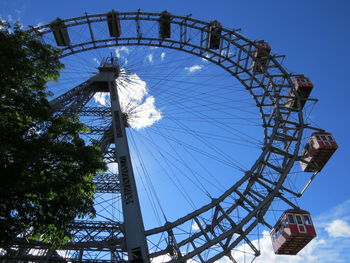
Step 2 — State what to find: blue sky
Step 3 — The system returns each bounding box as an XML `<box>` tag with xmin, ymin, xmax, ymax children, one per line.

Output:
<box><xmin>2</xmin><ymin>0</ymin><xmax>350</xmax><ymax>262</ymax></box>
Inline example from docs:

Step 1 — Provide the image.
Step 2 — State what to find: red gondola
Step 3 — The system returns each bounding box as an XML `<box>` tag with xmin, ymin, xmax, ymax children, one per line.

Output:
<box><xmin>285</xmin><ymin>76</ymin><xmax>313</xmax><ymax>111</ymax></box>
<box><xmin>251</xmin><ymin>40</ymin><xmax>271</xmax><ymax>73</ymax></box>
<box><xmin>270</xmin><ymin>209</ymin><xmax>316</xmax><ymax>255</ymax></box>
<box><xmin>300</xmin><ymin>132</ymin><xmax>338</xmax><ymax>172</ymax></box>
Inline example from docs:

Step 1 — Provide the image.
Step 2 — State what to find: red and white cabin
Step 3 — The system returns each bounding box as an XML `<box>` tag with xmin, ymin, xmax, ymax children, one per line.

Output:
<box><xmin>300</xmin><ymin>132</ymin><xmax>338</xmax><ymax>172</ymax></box>
<box><xmin>252</xmin><ymin>40</ymin><xmax>271</xmax><ymax>73</ymax></box>
<box><xmin>270</xmin><ymin>209</ymin><xmax>316</xmax><ymax>255</ymax></box>
<box><xmin>285</xmin><ymin>76</ymin><xmax>313</xmax><ymax>111</ymax></box>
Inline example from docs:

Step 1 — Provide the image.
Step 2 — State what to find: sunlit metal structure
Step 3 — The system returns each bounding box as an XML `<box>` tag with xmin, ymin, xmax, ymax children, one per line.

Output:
<box><xmin>0</xmin><ymin>11</ymin><xmax>336</xmax><ymax>262</ymax></box>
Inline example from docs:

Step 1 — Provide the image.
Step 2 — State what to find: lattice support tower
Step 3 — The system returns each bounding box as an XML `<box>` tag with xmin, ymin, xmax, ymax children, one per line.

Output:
<box><xmin>90</xmin><ymin>56</ymin><xmax>150</xmax><ymax>263</ymax></box>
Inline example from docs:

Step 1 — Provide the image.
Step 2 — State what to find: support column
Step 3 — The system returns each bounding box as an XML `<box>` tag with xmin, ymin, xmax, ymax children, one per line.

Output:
<box><xmin>98</xmin><ymin>57</ymin><xmax>150</xmax><ymax>263</ymax></box>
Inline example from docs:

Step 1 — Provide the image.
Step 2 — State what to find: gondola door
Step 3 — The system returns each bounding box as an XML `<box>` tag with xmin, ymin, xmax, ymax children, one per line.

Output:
<box><xmin>295</xmin><ymin>214</ymin><xmax>307</xmax><ymax>233</ymax></box>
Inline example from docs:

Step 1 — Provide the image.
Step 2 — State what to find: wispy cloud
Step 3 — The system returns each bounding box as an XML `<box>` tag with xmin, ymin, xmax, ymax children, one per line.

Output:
<box><xmin>93</xmin><ymin>69</ymin><xmax>162</xmax><ymax>130</ymax></box>
<box><xmin>127</xmin><ymin>96</ymin><xmax>162</xmax><ymax>130</ymax></box>
<box><xmin>217</xmin><ymin>199</ymin><xmax>350</xmax><ymax>263</ymax></box>
<box><xmin>185</xmin><ymin>64</ymin><xmax>204</xmax><ymax>73</ymax></box>
<box><xmin>201</xmin><ymin>54</ymin><xmax>210</xmax><ymax>63</ymax></box>
<box><xmin>107</xmin><ymin>163</ymin><xmax>118</xmax><ymax>174</ymax></box>
<box><xmin>117</xmin><ymin>70</ymin><xmax>161</xmax><ymax>129</ymax></box>
<box><xmin>325</xmin><ymin>219</ymin><xmax>350</xmax><ymax>238</ymax></box>
<box><xmin>32</xmin><ymin>22</ymin><xmax>46</xmax><ymax>33</ymax></box>
<box><xmin>93</xmin><ymin>92</ymin><xmax>110</xmax><ymax>106</ymax></box>
<box><xmin>114</xmin><ymin>46</ymin><xmax>130</xmax><ymax>59</ymax></box>
<box><xmin>93</xmin><ymin>57</ymin><xmax>100</xmax><ymax>65</ymax></box>
<box><xmin>191</xmin><ymin>221</ymin><xmax>199</xmax><ymax>231</ymax></box>
<box><xmin>111</xmin><ymin>47</ymin><xmax>129</xmax><ymax>65</ymax></box>
<box><xmin>146</xmin><ymin>54</ymin><xmax>153</xmax><ymax>63</ymax></box>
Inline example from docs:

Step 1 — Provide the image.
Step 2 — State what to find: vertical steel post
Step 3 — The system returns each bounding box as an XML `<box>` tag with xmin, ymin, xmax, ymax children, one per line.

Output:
<box><xmin>98</xmin><ymin>57</ymin><xmax>150</xmax><ymax>263</ymax></box>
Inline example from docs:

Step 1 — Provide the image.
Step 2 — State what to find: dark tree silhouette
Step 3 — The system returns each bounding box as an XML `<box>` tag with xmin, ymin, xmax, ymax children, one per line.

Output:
<box><xmin>0</xmin><ymin>21</ymin><xmax>107</xmax><ymax>246</ymax></box>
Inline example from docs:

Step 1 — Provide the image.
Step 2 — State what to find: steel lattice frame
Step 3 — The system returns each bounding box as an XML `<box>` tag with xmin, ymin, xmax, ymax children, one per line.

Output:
<box><xmin>2</xmin><ymin>11</ymin><xmax>324</xmax><ymax>263</ymax></box>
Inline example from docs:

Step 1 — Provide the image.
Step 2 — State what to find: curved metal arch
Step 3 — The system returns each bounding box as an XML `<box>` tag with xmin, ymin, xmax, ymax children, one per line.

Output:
<box><xmin>29</xmin><ymin>11</ymin><xmax>309</xmax><ymax>262</ymax></box>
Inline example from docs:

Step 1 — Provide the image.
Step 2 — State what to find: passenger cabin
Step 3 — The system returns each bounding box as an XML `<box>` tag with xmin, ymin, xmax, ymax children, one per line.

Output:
<box><xmin>300</xmin><ymin>132</ymin><xmax>338</xmax><ymax>172</ymax></box>
<box><xmin>251</xmin><ymin>40</ymin><xmax>271</xmax><ymax>73</ymax></box>
<box><xmin>207</xmin><ymin>21</ymin><xmax>222</xmax><ymax>50</ymax></box>
<box><xmin>285</xmin><ymin>76</ymin><xmax>313</xmax><ymax>111</ymax></box>
<box><xmin>271</xmin><ymin>209</ymin><xmax>316</xmax><ymax>255</ymax></box>
<box><xmin>50</xmin><ymin>18</ymin><xmax>70</xmax><ymax>46</ymax></box>
<box><xmin>107</xmin><ymin>10</ymin><xmax>121</xmax><ymax>37</ymax></box>
<box><xmin>159</xmin><ymin>11</ymin><xmax>171</xmax><ymax>38</ymax></box>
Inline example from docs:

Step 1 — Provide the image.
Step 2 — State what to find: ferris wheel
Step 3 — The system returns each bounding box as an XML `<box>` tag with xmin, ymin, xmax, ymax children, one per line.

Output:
<box><xmin>10</xmin><ymin>10</ymin><xmax>337</xmax><ymax>263</ymax></box>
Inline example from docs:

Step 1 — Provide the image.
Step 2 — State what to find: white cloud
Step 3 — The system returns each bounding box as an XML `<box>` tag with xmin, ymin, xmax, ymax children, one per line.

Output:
<box><xmin>119</xmin><ymin>70</ymin><xmax>162</xmax><ymax>129</ymax></box>
<box><xmin>160</xmin><ymin>52</ymin><xmax>166</xmax><ymax>60</ymax></box>
<box><xmin>316</xmin><ymin>199</ymin><xmax>350</xmax><ymax>225</ymax></box>
<box><xmin>224</xmin><ymin>231</ymin><xmax>326</xmax><ymax>263</ymax></box>
<box><xmin>191</xmin><ymin>221</ymin><xmax>199</xmax><ymax>231</ymax></box>
<box><xmin>114</xmin><ymin>46</ymin><xmax>130</xmax><ymax>59</ymax></box>
<box><xmin>117</xmin><ymin>71</ymin><xmax>148</xmax><ymax>103</ymax></box>
<box><xmin>93</xmin><ymin>70</ymin><xmax>162</xmax><ymax>130</ymax></box>
<box><xmin>32</xmin><ymin>22</ymin><xmax>46</xmax><ymax>33</ymax></box>
<box><xmin>93</xmin><ymin>57</ymin><xmax>100</xmax><ymax>65</ymax></box>
<box><xmin>325</xmin><ymin>219</ymin><xmax>350</xmax><ymax>238</ymax></box>
<box><xmin>201</xmin><ymin>54</ymin><xmax>210</xmax><ymax>63</ymax></box>
<box><xmin>215</xmin><ymin>200</ymin><xmax>350</xmax><ymax>263</ymax></box>
<box><xmin>146</xmin><ymin>54</ymin><xmax>153</xmax><ymax>63</ymax></box>
<box><xmin>107</xmin><ymin>163</ymin><xmax>118</xmax><ymax>174</ymax></box>
<box><xmin>127</xmin><ymin>96</ymin><xmax>162</xmax><ymax>130</ymax></box>
<box><xmin>151</xmin><ymin>254</ymin><xmax>172</xmax><ymax>263</ymax></box>
<box><xmin>185</xmin><ymin>64</ymin><xmax>204</xmax><ymax>73</ymax></box>
<box><xmin>93</xmin><ymin>92</ymin><xmax>110</xmax><ymax>106</ymax></box>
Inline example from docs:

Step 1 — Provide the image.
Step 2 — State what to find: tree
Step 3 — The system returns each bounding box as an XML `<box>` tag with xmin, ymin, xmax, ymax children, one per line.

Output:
<box><xmin>0</xmin><ymin>22</ymin><xmax>107</xmax><ymax>246</ymax></box>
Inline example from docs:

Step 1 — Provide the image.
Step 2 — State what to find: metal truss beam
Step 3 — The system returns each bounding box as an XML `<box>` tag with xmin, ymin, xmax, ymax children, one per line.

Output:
<box><xmin>94</xmin><ymin>173</ymin><xmax>120</xmax><ymax>193</ymax></box>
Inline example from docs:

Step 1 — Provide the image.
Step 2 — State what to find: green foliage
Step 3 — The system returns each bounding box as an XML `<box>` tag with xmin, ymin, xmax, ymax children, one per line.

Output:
<box><xmin>0</xmin><ymin>22</ymin><xmax>107</xmax><ymax>247</ymax></box>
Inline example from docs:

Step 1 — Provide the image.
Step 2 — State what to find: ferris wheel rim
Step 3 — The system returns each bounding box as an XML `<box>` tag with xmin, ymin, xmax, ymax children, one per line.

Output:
<box><xmin>30</xmin><ymin>11</ymin><xmax>309</xmax><ymax>262</ymax></box>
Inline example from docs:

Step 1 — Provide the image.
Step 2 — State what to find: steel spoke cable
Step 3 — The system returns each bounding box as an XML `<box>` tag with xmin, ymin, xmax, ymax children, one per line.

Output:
<box><xmin>145</xmin><ymin>125</ymin><xmax>244</xmax><ymax>171</ymax></box>
<box><xmin>133</xmin><ymin>127</ymin><xmax>197</xmax><ymax>210</ymax></box>
<box><xmin>136</xmin><ymin>77</ymin><xmax>260</xmax><ymax>128</ymax></box>
<box><xmin>139</xmin><ymin>127</ymin><xmax>213</xmax><ymax>198</ymax></box>
<box><xmin>128</xmin><ymin>129</ymin><xmax>166</xmax><ymax>225</ymax></box>
<box><xmin>164</xmin><ymin>100</ymin><xmax>262</xmax><ymax>149</ymax></box>
<box><xmin>150</xmin><ymin>123</ymin><xmax>261</xmax><ymax>149</ymax></box>
<box><xmin>154</xmin><ymin>97</ymin><xmax>261</xmax><ymax>136</ymax></box>
<box><xmin>151</xmin><ymin>124</ymin><xmax>212</xmax><ymax>198</ymax></box>
<box><xmin>157</xmin><ymin>98</ymin><xmax>261</xmax><ymax>126</ymax></box>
